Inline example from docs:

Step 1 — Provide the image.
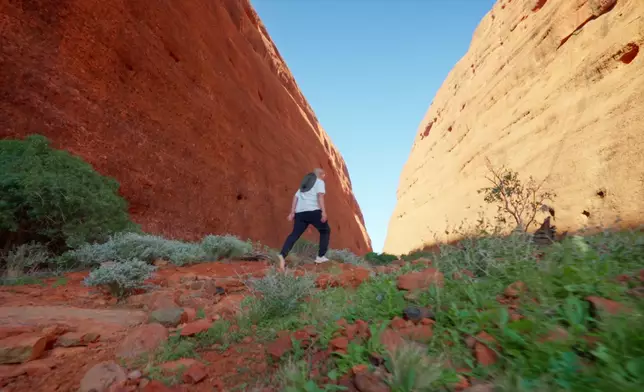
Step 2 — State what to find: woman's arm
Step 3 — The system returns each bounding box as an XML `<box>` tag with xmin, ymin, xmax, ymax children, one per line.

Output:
<box><xmin>290</xmin><ymin>194</ymin><xmax>298</xmax><ymax>214</ymax></box>
<box><xmin>317</xmin><ymin>193</ymin><xmax>327</xmax><ymax>222</ymax></box>
<box><xmin>288</xmin><ymin>194</ymin><xmax>298</xmax><ymax>220</ymax></box>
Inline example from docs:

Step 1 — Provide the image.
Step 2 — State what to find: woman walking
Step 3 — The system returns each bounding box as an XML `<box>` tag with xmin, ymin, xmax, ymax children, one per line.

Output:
<box><xmin>277</xmin><ymin>168</ymin><xmax>330</xmax><ymax>271</ymax></box>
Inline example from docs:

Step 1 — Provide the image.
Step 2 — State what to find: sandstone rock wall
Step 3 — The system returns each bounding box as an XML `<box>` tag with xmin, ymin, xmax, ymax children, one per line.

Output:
<box><xmin>0</xmin><ymin>0</ymin><xmax>371</xmax><ymax>253</ymax></box>
<box><xmin>385</xmin><ymin>0</ymin><xmax>643</xmax><ymax>254</ymax></box>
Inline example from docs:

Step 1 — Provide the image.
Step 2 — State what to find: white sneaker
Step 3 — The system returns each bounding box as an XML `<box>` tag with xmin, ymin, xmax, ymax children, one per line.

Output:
<box><xmin>315</xmin><ymin>256</ymin><xmax>329</xmax><ymax>264</ymax></box>
<box><xmin>277</xmin><ymin>254</ymin><xmax>286</xmax><ymax>271</ymax></box>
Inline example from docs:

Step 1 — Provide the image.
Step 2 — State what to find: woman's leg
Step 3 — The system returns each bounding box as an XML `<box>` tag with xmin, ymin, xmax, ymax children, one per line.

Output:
<box><xmin>310</xmin><ymin>211</ymin><xmax>331</xmax><ymax>257</ymax></box>
<box><xmin>279</xmin><ymin>214</ymin><xmax>309</xmax><ymax>258</ymax></box>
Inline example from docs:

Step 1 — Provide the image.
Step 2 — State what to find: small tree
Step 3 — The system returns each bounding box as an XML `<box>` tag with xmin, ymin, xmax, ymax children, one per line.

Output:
<box><xmin>0</xmin><ymin>135</ymin><xmax>136</xmax><ymax>253</ymax></box>
<box><xmin>477</xmin><ymin>159</ymin><xmax>555</xmax><ymax>232</ymax></box>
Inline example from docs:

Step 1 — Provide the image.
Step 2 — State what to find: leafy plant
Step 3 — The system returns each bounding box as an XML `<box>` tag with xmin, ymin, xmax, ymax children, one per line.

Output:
<box><xmin>64</xmin><ymin>232</ymin><xmax>205</xmax><ymax>267</ymax></box>
<box><xmin>0</xmin><ymin>135</ymin><xmax>135</xmax><ymax>251</ymax></box>
<box><xmin>155</xmin><ymin>333</ymin><xmax>199</xmax><ymax>362</ymax></box>
<box><xmin>279</xmin><ymin>359</ymin><xmax>346</xmax><ymax>392</ymax></box>
<box><xmin>365</xmin><ymin>252</ymin><xmax>398</xmax><ymax>265</ymax></box>
<box><xmin>246</xmin><ymin>269</ymin><xmax>315</xmax><ymax>323</ymax></box>
<box><xmin>83</xmin><ymin>259</ymin><xmax>156</xmax><ymax>297</ymax></box>
<box><xmin>386</xmin><ymin>341</ymin><xmax>445</xmax><ymax>392</ymax></box>
<box><xmin>347</xmin><ymin>275</ymin><xmax>406</xmax><ymax>322</ymax></box>
<box><xmin>2</xmin><ymin>242</ymin><xmax>49</xmax><ymax>277</ymax></box>
<box><xmin>291</xmin><ymin>239</ymin><xmax>320</xmax><ymax>260</ymax></box>
<box><xmin>477</xmin><ymin>158</ymin><xmax>555</xmax><ymax>232</ymax></box>
<box><xmin>194</xmin><ymin>320</ymin><xmax>231</xmax><ymax>348</ymax></box>
<box><xmin>63</xmin><ymin>232</ymin><xmax>251</xmax><ymax>267</ymax></box>
<box><xmin>327</xmin><ymin>249</ymin><xmax>365</xmax><ymax>266</ymax></box>
<box><xmin>201</xmin><ymin>234</ymin><xmax>252</xmax><ymax>260</ymax></box>
<box><xmin>334</xmin><ymin>342</ymin><xmax>369</xmax><ymax>375</ymax></box>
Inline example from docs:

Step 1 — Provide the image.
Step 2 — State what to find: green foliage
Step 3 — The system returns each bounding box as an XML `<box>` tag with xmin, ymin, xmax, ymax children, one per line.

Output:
<box><xmin>386</xmin><ymin>341</ymin><xmax>449</xmax><ymax>392</ymax></box>
<box><xmin>365</xmin><ymin>251</ymin><xmax>398</xmax><ymax>265</ymax></box>
<box><xmin>326</xmin><ymin>249</ymin><xmax>365</xmax><ymax>266</ymax></box>
<box><xmin>333</xmin><ymin>342</ymin><xmax>369</xmax><ymax>375</ymax></box>
<box><xmin>410</xmin><ymin>227</ymin><xmax>644</xmax><ymax>392</ymax></box>
<box><xmin>246</xmin><ymin>269</ymin><xmax>315</xmax><ymax>324</ymax></box>
<box><xmin>0</xmin><ymin>275</ymin><xmax>44</xmax><ymax>286</ymax></box>
<box><xmin>155</xmin><ymin>333</ymin><xmax>199</xmax><ymax>362</ymax></box>
<box><xmin>0</xmin><ymin>135</ymin><xmax>135</xmax><ymax>251</ymax></box>
<box><xmin>271</xmin><ymin>226</ymin><xmax>642</xmax><ymax>392</ymax></box>
<box><xmin>477</xmin><ymin>159</ymin><xmax>555</xmax><ymax>231</ymax></box>
<box><xmin>63</xmin><ymin>232</ymin><xmax>251</xmax><ymax>267</ymax></box>
<box><xmin>2</xmin><ymin>242</ymin><xmax>50</xmax><ymax>277</ymax></box>
<box><xmin>279</xmin><ymin>359</ymin><xmax>346</xmax><ymax>392</ymax></box>
<box><xmin>433</xmin><ymin>231</ymin><xmax>537</xmax><ymax>278</ymax></box>
<box><xmin>291</xmin><ymin>239</ymin><xmax>320</xmax><ymax>260</ymax></box>
<box><xmin>201</xmin><ymin>234</ymin><xmax>252</xmax><ymax>260</ymax></box>
<box><xmin>194</xmin><ymin>320</ymin><xmax>232</xmax><ymax>348</ymax></box>
<box><xmin>347</xmin><ymin>275</ymin><xmax>406</xmax><ymax>322</ymax></box>
<box><xmin>401</xmin><ymin>250</ymin><xmax>433</xmax><ymax>262</ymax></box>
<box><xmin>83</xmin><ymin>259</ymin><xmax>156</xmax><ymax>297</ymax></box>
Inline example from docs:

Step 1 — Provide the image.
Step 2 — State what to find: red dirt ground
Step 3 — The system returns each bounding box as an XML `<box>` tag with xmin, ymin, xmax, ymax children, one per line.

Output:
<box><xmin>0</xmin><ymin>260</ymin><xmax>366</xmax><ymax>391</ymax></box>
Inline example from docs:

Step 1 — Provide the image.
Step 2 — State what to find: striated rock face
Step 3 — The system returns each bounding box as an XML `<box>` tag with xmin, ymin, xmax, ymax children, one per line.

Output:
<box><xmin>0</xmin><ymin>0</ymin><xmax>371</xmax><ymax>253</ymax></box>
<box><xmin>385</xmin><ymin>0</ymin><xmax>643</xmax><ymax>254</ymax></box>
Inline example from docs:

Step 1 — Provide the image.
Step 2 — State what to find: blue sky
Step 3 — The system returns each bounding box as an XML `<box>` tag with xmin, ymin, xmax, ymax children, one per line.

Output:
<box><xmin>252</xmin><ymin>0</ymin><xmax>496</xmax><ymax>252</ymax></box>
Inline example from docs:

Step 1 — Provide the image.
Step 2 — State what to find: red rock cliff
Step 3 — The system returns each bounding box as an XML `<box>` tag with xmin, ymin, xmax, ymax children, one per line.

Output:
<box><xmin>0</xmin><ymin>0</ymin><xmax>371</xmax><ymax>253</ymax></box>
<box><xmin>385</xmin><ymin>0</ymin><xmax>643</xmax><ymax>254</ymax></box>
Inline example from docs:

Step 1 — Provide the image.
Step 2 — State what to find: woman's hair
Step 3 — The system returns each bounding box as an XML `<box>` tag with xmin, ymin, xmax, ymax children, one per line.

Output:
<box><xmin>299</xmin><ymin>172</ymin><xmax>317</xmax><ymax>192</ymax></box>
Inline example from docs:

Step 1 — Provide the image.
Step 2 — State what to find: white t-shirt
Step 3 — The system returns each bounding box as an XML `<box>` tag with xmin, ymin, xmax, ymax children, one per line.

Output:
<box><xmin>295</xmin><ymin>179</ymin><xmax>325</xmax><ymax>213</ymax></box>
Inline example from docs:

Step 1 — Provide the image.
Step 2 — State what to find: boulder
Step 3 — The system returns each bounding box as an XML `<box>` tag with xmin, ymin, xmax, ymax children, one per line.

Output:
<box><xmin>148</xmin><ymin>308</ymin><xmax>185</xmax><ymax>327</ymax></box>
<box><xmin>116</xmin><ymin>324</ymin><xmax>168</xmax><ymax>361</ymax></box>
<box><xmin>397</xmin><ymin>268</ymin><xmax>444</xmax><ymax>291</ymax></box>
<box><xmin>79</xmin><ymin>361</ymin><xmax>127</xmax><ymax>392</ymax></box>
<box><xmin>354</xmin><ymin>372</ymin><xmax>390</xmax><ymax>392</ymax></box>
<box><xmin>180</xmin><ymin>319</ymin><xmax>212</xmax><ymax>337</ymax></box>
<box><xmin>0</xmin><ymin>334</ymin><xmax>47</xmax><ymax>364</ymax></box>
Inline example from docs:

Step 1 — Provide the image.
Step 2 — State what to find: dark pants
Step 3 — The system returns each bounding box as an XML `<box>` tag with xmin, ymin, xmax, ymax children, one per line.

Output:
<box><xmin>280</xmin><ymin>209</ymin><xmax>330</xmax><ymax>257</ymax></box>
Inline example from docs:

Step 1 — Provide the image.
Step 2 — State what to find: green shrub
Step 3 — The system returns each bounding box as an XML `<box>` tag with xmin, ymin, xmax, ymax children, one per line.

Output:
<box><xmin>290</xmin><ymin>238</ymin><xmax>320</xmax><ymax>260</ymax></box>
<box><xmin>247</xmin><ymin>269</ymin><xmax>315</xmax><ymax>323</ymax></box>
<box><xmin>2</xmin><ymin>242</ymin><xmax>49</xmax><ymax>277</ymax></box>
<box><xmin>401</xmin><ymin>250</ymin><xmax>433</xmax><ymax>262</ymax></box>
<box><xmin>65</xmin><ymin>232</ymin><xmax>204</xmax><ymax>267</ymax></box>
<box><xmin>432</xmin><ymin>231</ymin><xmax>536</xmax><ymax>278</ymax></box>
<box><xmin>201</xmin><ymin>234</ymin><xmax>252</xmax><ymax>260</ymax></box>
<box><xmin>347</xmin><ymin>275</ymin><xmax>406</xmax><ymax>322</ymax></box>
<box><xmin>327</xmin><ymin>249</ymin><xmax>365</xmax><ymax>265</ymax></box>
<box><xmin>64</xmin><ymin>232</ymin><xmax>252</xmax><ymax>267</ymax></box>
<box><xmin>365</xmin><ymin>251</ymin><xmax>398</xmax><ymax>265</ymax></box>
<box><xmin>0</xmin><ymin>135</ymin><xmax>135</xmax><ymax>251</ymax></box>
<box><xmin>386</xmin><ymin>341</ymin><xmax>448</xmax><ymax>392</ymax></box>
<box><xmin>83</xmin><ymin>259</ymin><xmax>156</xmax><ymax>297</ymax></box>
<box><xmin>279</xmin><ymin>359</ymin><xmax>345</xmax><ymax>392</ymax></box>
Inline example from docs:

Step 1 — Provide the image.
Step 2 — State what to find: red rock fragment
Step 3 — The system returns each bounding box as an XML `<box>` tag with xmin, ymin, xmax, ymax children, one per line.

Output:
<box><xmin>397</xmin><ymin>268</ymin><xmax>444</xmax><ymax>291</ymax></box>
<box><xmin>473</xmin><ymin>332</ymin><xmax>498</xmax><ymax>366</ymax></box>
<box><xmin>182</xmin><ymin>362</ymin><xmax>207</xmax><ymax>384</ymax></box>
<box><xmin>180</xmin><ymin>319</ymin><xmax>212</xmax><ymax>337</ymax></box>
<box><xmin>586</xmin><ymin>296</ymin><xmax>629</xmax><ymax>315</ymax></box>
<box><xmin>504</xmin><ymin>281</ymin><xmax>526</xmax><ymax>298</ymax></box>
<box><xmin>0</xmin><ymin>334</ymin><xmax>47</xmax><ymax>364</ymax></box>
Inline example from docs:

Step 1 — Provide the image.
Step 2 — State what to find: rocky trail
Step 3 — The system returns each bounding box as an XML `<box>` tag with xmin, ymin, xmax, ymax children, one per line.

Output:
<box><xmin>1</xmin><ymin>237</ymin><xmax>644</xmax><ymax>392</ymax></box>
<box><xmin>0</xmin><ymin>260</ymin><xmax>377</xmax><ymax>391</ymax></box>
